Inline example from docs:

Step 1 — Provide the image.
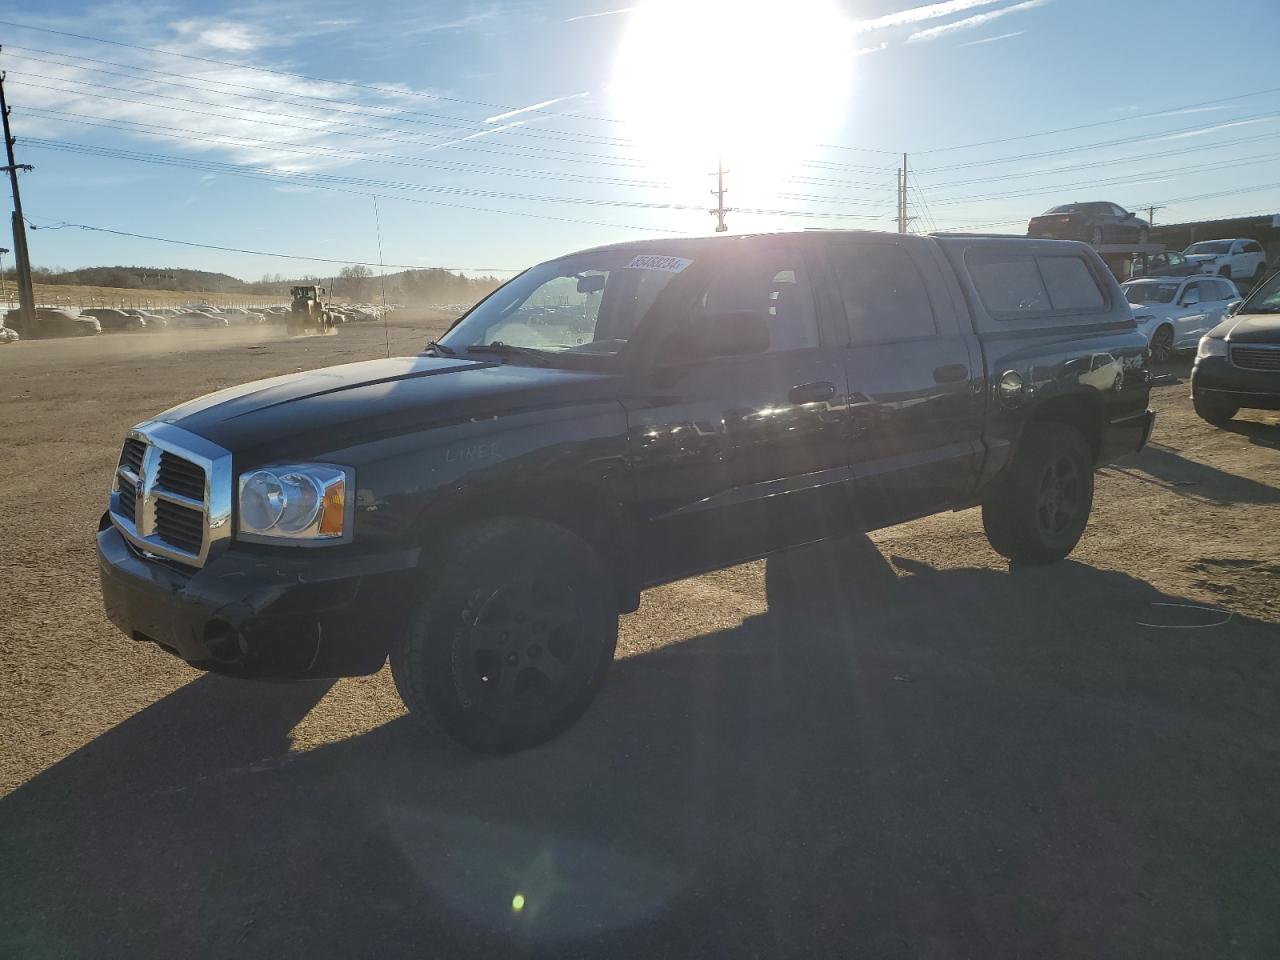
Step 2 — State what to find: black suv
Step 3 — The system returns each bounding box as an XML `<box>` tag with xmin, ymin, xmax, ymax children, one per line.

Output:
<box><xmin>98</xmin><ymin>232</ymin><xmax>1154</xmax><ymax>751</ymax></box>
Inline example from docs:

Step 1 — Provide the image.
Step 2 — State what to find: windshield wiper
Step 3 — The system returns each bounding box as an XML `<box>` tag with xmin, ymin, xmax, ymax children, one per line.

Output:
<box><xmin>424</xmin><ymin>340</ymin><xmax>457</xmax><ymax>356</ymax></box>
<box><xmin>463</xmin><ymin>342</ymin><xmax>556</xmax><ymax>365</ymax></box>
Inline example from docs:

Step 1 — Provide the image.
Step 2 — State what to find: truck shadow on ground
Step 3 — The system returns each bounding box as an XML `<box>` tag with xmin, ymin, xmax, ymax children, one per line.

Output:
<box><xmin>1121</xmin><ymin>441</ymin><xmax>1280</xmax><ymax>504</ymax></box>
<box><xmin>3</xmin><ymin>539</ymin><xmax>1280</xmax><ymax>959</ymax></box>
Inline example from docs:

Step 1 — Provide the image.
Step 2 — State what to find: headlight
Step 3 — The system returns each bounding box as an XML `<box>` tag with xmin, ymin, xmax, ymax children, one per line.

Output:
<box><xmin>1131</xmin><ymin>313</ymin><xmax>1155</xmax><ymax>324</ymax></box>
<box><xmin>1196</xmin><ymin>336</ymin><xmax>1228</xmax><ymax>359</ymax></box>
<box><xmin>237</xmin><ymin>464</ymin><xmax>351</xmax><ymax>543</ymax></box>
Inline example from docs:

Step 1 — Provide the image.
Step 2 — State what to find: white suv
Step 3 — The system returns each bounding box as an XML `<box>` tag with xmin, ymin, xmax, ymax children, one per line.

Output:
<box><xmin>1182</xmin><ymin>238</ymin><xmax>1267</xmax><ymax>283</ymax></box>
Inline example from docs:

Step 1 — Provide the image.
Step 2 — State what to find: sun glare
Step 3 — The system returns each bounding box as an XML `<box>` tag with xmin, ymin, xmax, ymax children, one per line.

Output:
<box><xmin>611</xmin><ymin>0</ymin><xmax>854</xmax><ymax>211</ymax></box>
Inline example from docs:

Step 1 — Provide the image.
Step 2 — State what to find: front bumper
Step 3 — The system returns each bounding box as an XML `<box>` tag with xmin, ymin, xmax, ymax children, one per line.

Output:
<box><xmin>97</xmin><ymin>518</ymin><xmax>419</xmax><ymax>678</ymax></box>
<box><xmin>1192</xmin><ymin>356</ymin><xmax>1280</xmax><ymax>411</ymax></box>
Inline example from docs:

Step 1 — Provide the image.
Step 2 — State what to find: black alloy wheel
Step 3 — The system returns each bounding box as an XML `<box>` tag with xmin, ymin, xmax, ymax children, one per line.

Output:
<box><xmin>1035</xmin><ymin>455</ymin><xmax>1084</xmax><ymax>541</ymax></box>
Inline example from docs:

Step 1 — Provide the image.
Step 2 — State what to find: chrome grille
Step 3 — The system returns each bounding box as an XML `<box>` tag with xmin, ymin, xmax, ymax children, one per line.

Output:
<box><xmin>154</xmin><ymin>499</ymin><xmax>205</xmax><ymax>554</ymax></box>
<box><xmin>1231</xmin><ymin>345</ymin><xmax>1280</xmax><ymax>372</ymax></box>
<box><xmin>120</xmin><ymin>438</ymin><xmax>146</xmax><ymax>475</ymax></box>
<box><xmin>116</xmin><ymin>474</ymin><xmax>138</xmax><ymax>524</ymax></box>
<box><xmin>158</xmin><ymin>451</ymin><xmax>206</xmax><ymax>501</ymax></box>
<box><xmin>108</xmin><ymin>421</ymin><xmax>232</xmax><ymax>568</ymax></box>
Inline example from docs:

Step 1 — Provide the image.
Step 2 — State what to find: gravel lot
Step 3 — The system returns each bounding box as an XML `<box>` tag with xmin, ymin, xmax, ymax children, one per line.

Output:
<box><xmin>1</xmin><ymin>318</ymin><xmax>1278</xmax><ymax>958</ymax></box>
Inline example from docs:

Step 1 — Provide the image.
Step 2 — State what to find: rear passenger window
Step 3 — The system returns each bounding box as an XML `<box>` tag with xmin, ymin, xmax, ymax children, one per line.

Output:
<box><xmin>969</xmin><ymin>255</ymin><xmax>1050</xmax><ymax>313</ymax></box>
<box><xmin>828</xmin><ymin>243</ymin><xmax>936</xmax><ymax>342</ymax></box>
<box><xmin>1038</xmin><ymin>256</ymin><xmax>1105</xmax><ymax>310</ymax></box>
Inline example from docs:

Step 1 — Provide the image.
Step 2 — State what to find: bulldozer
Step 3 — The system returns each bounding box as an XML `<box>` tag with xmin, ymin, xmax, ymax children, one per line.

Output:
<box><xmin>288</xmin><ymin>285</ymin><xmax>333</xmax><ymax>335</ymax></box>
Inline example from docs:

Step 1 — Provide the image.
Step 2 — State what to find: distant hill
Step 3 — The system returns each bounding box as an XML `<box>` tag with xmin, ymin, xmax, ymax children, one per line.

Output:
<box><xmin>31</xmin><ymin>265</ymin><xmax>246</xmax><ymax>293</ymax></box>
<box><xmin>23</xmin><ymin>264</ymin><xmax>501</xmax><ymax>305</ymax></box>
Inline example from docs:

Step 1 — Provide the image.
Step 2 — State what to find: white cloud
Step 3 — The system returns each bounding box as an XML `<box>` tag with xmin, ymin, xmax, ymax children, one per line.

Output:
<box><xmin>5</xmin><ymin>21</ymin><xmax>476</xmax><ymax>178</ymax></box>
<box><xmin>169</xmin><ymin>19</ymin><xmax>268</xmax><ymax>52</ymax></box>
<box><xmin>1147</xmin><ymin>116</ymin><xmax>1278</xmax><ymax>143</ymax></box>
<box><xmin>906</xmin><ymin>0</ymin><xmax>1049</xmax><ymax>42</ymax></box>
<box><xmin>563</xmin><ymin>7</ymin><xmax>637</xmax><ymax>22</ymax></box>
<box><xmin>957</xmin><ymin>30</ymin><xmax>1024</xmax><ymax>46</ymax></box>
<box><xmin>399</xmin><ymin>8</ymin><xmax>501</xmax><ymax>36</ymax></box>
<box><xmin>485</xmin><ymin>93</ymin><xmax>590</xmax><ymax>124</ymax></box>
<box><xmin>852</xmin><ymin>0</ymin><xmax>1011</xmax><ymax>33</ymax></box>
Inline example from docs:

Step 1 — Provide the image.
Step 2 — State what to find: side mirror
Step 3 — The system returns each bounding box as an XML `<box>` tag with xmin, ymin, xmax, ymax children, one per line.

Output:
<box><xmin>1182</xmin><ymin>290</ymin><xmax>1200</xmax><ymax>306</ymax></box>
<box><xmin>1123</xmin><ymin>211</ymin><xmax>1135</xmax><ymax>219</ymax></box>
<box><xmin>670</xmin><ymin>310</ymin><xmax>770</xmax><ymax>360</ymax></box>
<box><xmin>1227</xmin><ymin>301</ymin><xmax>1242</xmax><ymax>316</ymax></box>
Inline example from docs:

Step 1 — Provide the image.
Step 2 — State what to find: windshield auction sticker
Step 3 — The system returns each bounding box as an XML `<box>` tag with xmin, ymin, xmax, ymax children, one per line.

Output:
<box><xmin>624</xmin><ymin>255</ymin><xmax>693</xmax><ymax>273</ymax></box>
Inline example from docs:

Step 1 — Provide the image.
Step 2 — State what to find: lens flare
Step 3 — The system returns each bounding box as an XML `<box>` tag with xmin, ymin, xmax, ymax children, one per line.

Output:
<box><xmin>611</xmin><ymin>0</ymin><xmax>854</xmax><ymax>219</ymax></box>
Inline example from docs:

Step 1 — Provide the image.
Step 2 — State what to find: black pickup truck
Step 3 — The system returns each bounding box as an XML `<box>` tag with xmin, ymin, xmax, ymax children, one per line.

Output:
<box><xmin>98</xmin><ymin>231</ymin><xmax>1154</xmax><ymax>751</ymax></box>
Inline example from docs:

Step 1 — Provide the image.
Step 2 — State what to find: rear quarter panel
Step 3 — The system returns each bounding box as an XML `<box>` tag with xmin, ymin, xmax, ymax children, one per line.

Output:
<box><xmin>934</xmin><ymin>237</ymin><xmax>1152</xmax><ymax>487</ymax></box>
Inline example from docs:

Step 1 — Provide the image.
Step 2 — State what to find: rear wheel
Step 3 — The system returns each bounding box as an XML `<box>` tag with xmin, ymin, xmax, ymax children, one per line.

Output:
<box><xmin>982</xmin><ymin>423</ymin><xmax>1095</xmax><ymax>564</ymax></box>
<box><xmin>1193</xmin><ymin>394</ymin><xmax>1239</xmax><ymax>425</ymax></box>
<box><xmin>1149</xmin><ymin>324</ymin><xmax>1175</xmax><ymax>364</ymax></box>
<box><xmin>391</xmin><ymin>518</ymin><xmax>618</xmax><ymax>752</ymax></box>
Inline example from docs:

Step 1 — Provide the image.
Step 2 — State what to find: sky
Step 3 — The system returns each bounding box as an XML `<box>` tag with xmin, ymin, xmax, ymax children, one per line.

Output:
<box><xmin>3</xmin><ymin>0</ymin><xmax>1279</xmax><ymax>281</ymax></box>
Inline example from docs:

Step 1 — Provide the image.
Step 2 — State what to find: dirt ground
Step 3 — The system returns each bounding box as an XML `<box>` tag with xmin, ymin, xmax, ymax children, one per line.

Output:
<box><xmin>1</xmin><ymin>319</ymin><xmax>1277</xmax><ymax>958</ymax></box>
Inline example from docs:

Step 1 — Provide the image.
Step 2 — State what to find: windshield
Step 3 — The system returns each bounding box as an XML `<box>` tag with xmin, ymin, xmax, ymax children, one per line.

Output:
<box><xmin>438</xmin><ymin>250</ymin><xmax>692</xmax><ymax>359</ymax></box>
<box><xmin>1241</xmin><ymin>271</ymin><xmax>1280</xmax><ymax>312</ymax></box>
<box><xmin>1123</xmin><ymin>281</ymin><xmax>1179</xmax><ymax>304</ymax></box>
<box><xmin>1185</xmin><ymin>241</ymin><xmax>1233</xmax><ymax>254</ymax></box>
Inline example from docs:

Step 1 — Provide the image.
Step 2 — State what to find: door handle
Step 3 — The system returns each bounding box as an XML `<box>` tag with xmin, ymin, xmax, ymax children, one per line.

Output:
<box><xmin>933</xmin><ymin>363</ymin><xmax>968</xmax><ymax>384</ymax></box>
<box><xmin>788</xmin><ymin>380</ymin><xmax>836</xmax><ymax>404</ymax></box>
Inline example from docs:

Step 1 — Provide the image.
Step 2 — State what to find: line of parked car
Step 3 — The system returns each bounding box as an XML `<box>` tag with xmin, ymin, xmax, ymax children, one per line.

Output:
<box><xmin>1</xmin><ymin>301</ymin><xmax>387</xmax><ymax>341</ymax></box>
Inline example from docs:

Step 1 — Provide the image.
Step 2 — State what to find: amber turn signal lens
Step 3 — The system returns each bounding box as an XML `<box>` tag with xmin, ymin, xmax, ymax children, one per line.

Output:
<box><xmin>318</xmin><ymin>480</ymin><xmax>346</xmax><ymax>536</ymax></box>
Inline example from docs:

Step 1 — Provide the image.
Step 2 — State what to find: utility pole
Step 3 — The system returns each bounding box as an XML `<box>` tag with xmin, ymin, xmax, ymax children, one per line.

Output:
<box><xmin>896</xmin><ymin>153</ymin><xmax>913</xmax><ymax>235</ymax></box>
<box><xmin>710</xmin><ymin>156</ymin><xmax>728</xmax><ymax>233</ymax></box>
<box><xmin>0</xmin><ymin>60</ymin><xmax>36</xmax><ymax>335</ymax></box>
<box><xmin>896</xmin><ymin>167</ymin><xmax>904</xmax><ymax>234</ymax></box>
<box><xmin>1144</xmin><ymin>204</ymin><xmax>1165</xmax><ymax>227</ymax></box>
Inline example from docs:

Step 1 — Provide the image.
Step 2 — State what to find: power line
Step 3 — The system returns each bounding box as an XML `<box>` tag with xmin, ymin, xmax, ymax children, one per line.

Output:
<box><xmin>922</xmin><ymin>151</ymin><xmax>1280</xmax><ymax>206</ymax></box>
<box><xmin>6</xmin><ymin>72</ymin><xmax>646</xmax><ymax>167</ymax></box>
<box><xmin>914</xmin><ymin>132</ymin><xmax>1280</xmax><ymax>191</ymax></box>
<box><xmin>26</xmin><ymin>218</ymin><xmax>522</xmax><ymax>272</ymax></box>
<box><xmin>25</xmin><ymin>138</ymin><xmax>892</xmax><ymax>232</ymax></box>
<box><xmin>914</xmin><ymin>109</ymin><xmax>1280</xmax><ymax>173</ymax></box>
<box><xmin>20</xmin><ymin>107</ymin><xmax>672</xmax><ymax>189</ymax></box>
<box><xmin>913</xmin><ymin>84</ymin><xmax>1280</xmax><ymax>154</ymax></box>
<box><xmin>22</xmin><ymin>140</ymin><xmax>686</xmax><ymax>233</ymax></box>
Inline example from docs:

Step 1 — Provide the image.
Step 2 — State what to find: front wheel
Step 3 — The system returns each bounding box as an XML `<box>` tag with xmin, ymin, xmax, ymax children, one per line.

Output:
<box><xmin>391</xmin><ymin>518</ymin><xmax>618</xmax><ymax>752</ymax></box>
<box><xmin>1193</xmin><ymin>394</ymin><xmax>1238</xmax><ymax>425</ymax></box>
<box><xmin>982</xmin><ymin>423</ymin><xmax>1095</xmax><ymax>564</ymax></box>
<box><xmin>1149</xmin><ymin>324</ymin><xmax>1175</xmax><ymax>364</ymax></box>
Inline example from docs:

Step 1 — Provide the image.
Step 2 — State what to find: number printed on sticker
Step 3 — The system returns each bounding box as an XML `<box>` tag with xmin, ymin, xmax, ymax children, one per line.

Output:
<box><xmin>624</xmin><ymin>255</ymin><xmax>693</xmax><ymax>273</ymax></box>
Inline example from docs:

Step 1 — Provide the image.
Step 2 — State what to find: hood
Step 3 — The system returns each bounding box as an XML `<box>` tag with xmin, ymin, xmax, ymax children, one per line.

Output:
<box><xmin>1206</xmin><ymin>312</ymin><xmax>1280</xmax><ymax>343</ymax></box>
<box><xmin>156</xmin><ymin>354</ymin><xmax>621</xmax><ymax>458</ymax></box>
